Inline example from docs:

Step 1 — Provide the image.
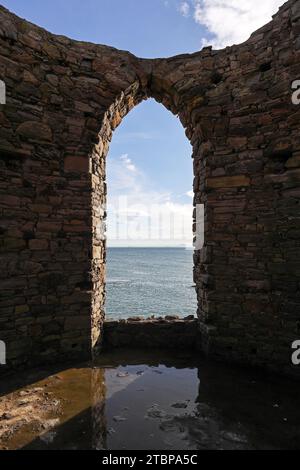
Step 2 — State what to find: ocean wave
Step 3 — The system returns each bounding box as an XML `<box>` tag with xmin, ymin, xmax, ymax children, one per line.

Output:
<box><xmin>107</xmin><ymin>279</ymin><xmax>130</xmax><ymax>284</ymax></box>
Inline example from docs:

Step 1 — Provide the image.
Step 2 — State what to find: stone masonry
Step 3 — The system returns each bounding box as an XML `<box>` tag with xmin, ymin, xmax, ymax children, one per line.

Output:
<box><xmin>0</xmin><ymin>1</ymin><xmax>299</xmax><ymax>376</ymax></box>
<box><xmin>103</xmin><ymin>316</ymin><xmax>199</xmax><ymax>351</ymax></box>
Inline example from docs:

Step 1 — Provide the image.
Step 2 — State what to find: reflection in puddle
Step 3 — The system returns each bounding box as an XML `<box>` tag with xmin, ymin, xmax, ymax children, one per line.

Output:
<box><xmin>0</xmin><ymin>350</ymin><xmax>299</xmax><ymax>450</ymax></box>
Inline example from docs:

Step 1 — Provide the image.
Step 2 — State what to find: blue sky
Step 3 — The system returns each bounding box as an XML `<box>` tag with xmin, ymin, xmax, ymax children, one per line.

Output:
<box><xmin>1</xmin><ymin>0</ymin><xmax>284</xmax><ymax>246</ymax></box>
<box><xmin>107</xmin><ymin>100</ymin><xmax>193</xmax><ymax>247</ymax></box>
<box><xmin>0</xmin><ymin>0</ymin><xmax>285</xmax><ymax>55</ymax></box>
<box><xmin>0</xmin><ymin>0</ymin><xmax>209</xmax><ymax>58</ymax></box>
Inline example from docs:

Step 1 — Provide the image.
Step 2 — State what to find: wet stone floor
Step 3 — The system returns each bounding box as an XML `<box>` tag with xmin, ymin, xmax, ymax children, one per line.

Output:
<box><xmin>0</xmin><ymin>349</ymin><xmax>299</xmax><ymax>450</ymax></box>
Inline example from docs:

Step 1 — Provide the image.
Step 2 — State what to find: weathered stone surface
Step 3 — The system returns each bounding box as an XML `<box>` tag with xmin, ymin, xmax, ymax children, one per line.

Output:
<box><xmin>103</xmin><ymin>318</ymin><xmax>200</xmax><ymax>351</ymax></box>
<box><xmin>64</xmin><ymin>155</ymin><xmax>90</xmax><ymax>173</ymax></box>
<box><xmin>28</xmin><ymin>239</ymin><xmax>48</xmax><ymax>251</ymax></box>
<box><xmin>206</xmin><ymin>176</ymin><xmax>250</xmax><ymax>189</ymax></box>
<box><xmin>0</xmin><ymin>1</ymin><xmax>299</xmax><ymax>378</ymax></box>
<box><xmin>16</xmin><ymin>122</ymin><xmax>52</xmax><ymax>142</ymax></box>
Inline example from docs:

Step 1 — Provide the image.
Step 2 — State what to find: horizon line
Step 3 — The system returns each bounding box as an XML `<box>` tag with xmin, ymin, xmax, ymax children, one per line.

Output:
<box><xmin>107</xmin><ymin>245</ymin><xmax>194</xmax><ymax>249</ymax></box>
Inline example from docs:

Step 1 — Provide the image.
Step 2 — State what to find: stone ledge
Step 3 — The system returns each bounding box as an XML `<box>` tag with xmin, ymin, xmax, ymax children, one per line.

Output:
<box><xmin>103</xmin><ymin>316</ymin><xmax>200</xmax><ymax>350</ymax></box>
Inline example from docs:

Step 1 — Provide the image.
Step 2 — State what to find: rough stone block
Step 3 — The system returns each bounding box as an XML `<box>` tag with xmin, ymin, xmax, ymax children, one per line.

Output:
<box><xmin>206</xmin><ymin>175</ymin><xmax>250</xmax><ymax>189</ymax></box>
<box><xmin>64</xmin><ymin>155</ymin><xmax>90</xmax><ymax>173</ymax></box>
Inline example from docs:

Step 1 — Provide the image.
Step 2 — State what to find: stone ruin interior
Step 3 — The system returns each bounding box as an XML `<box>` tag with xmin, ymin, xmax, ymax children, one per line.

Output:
<box><xmin>0</xmin><ymin>0</ymin><xmax>300</xmax><ymax>384</ymax></box>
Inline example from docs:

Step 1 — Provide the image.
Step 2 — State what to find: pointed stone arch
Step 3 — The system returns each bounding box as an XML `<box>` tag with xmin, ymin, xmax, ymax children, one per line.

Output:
<box><xmin>89</xmin><ymin>75</ymin><xmax>198</xmax><ymax>353</ymax></box>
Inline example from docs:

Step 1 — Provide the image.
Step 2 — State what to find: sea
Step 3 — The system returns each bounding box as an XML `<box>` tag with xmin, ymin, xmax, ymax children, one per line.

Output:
<box><xmin>105</xmin><ymin>247</ymin><xmax>197</xmax><ymax>320</ymax></box>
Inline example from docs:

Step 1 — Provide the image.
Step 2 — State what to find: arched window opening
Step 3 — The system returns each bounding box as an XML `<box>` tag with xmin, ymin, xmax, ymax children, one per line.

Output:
<box><xmin>105</xmin><ymin>98</ymin><xmax>197</xmax><ymax>320</ymax></box>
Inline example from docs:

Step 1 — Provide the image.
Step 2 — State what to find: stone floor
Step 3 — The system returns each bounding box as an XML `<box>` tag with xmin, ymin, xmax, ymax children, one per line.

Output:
<box><xmin>0</xmin><ymin>349</ymin><xmax>299</xmax><ymax>450</ymax></box>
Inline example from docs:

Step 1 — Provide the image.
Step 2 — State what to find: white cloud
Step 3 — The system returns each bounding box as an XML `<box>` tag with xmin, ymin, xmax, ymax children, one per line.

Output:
<box><xmin>120</xmin><ymin>154</ymin><xmax>137</xmax><ymax>173</ymax></box>
<box><xmin>179</xmin><ymin>1</ymin><xmax>190</xmax><ymax>17</ymax></box>
<box><xmin>186</xmin><ymin>190</ymin><xmax>194</xmax><ymax>198</ymax></box>
<box><xmin>107</xmin><ymin>154</ymin><xmax>193</xmax><ymax>247</ymax></box>
<box><xmin>182</xmin><ymin>0</ymin><xmax>286</xmax><ymax>49</ymax></box>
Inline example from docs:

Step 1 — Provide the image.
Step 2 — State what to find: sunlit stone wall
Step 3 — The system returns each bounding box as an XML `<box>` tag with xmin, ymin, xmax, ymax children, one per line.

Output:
<box><xmin>0</xmin><ymin>0</ymin><xmax>299</xmax><ymax>376</ymax></box>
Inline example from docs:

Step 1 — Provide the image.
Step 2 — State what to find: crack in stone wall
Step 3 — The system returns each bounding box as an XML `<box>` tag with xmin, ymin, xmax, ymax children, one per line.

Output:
<box><xmin>0</xmin><ymin>0</ymin><xmax>299</xmax><ymax>377</ymax></box>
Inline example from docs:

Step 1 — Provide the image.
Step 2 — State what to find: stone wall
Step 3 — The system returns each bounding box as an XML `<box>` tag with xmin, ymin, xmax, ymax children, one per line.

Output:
<box><xmin>0</xmin><ymin>1</ymin><xmax>299</xmax><ymax>376</ymax></box>
<box><xmin>103</xmin><ymin>317</ymin><xmax>199</xmax><ymax>351</ymax></box>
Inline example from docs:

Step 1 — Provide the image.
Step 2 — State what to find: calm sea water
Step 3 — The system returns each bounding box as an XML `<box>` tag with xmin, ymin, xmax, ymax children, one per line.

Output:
<box><xmin>105</xmin><ymin>248</ymin><xmax>197</xmax><ymax>319</ymax></box>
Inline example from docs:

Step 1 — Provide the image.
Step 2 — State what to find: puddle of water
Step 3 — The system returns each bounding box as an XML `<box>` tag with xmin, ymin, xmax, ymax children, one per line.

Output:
<box><xmin>0</xmin><ymin>349</ymin><xmax>299</xmax><ymax>450</ymax></box>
